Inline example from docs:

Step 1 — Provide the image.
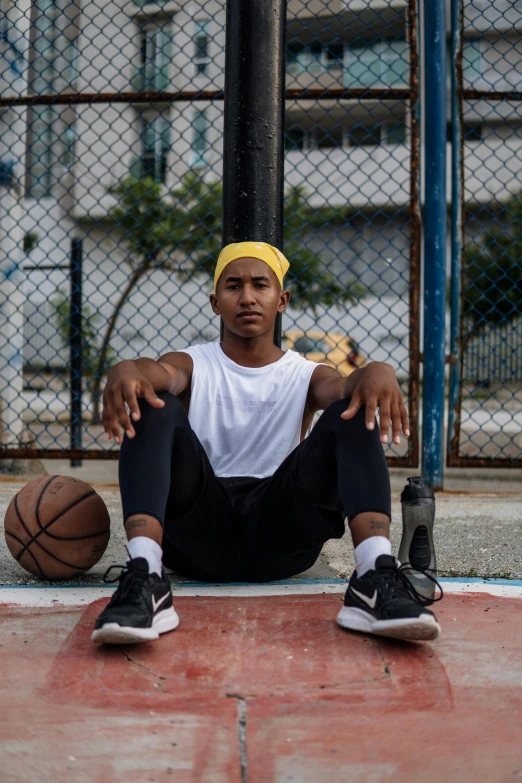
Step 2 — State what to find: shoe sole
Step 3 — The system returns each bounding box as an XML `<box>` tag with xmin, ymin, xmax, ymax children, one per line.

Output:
<box><xmin>402</xmin><ymin>573</ymin><xmax>436</xmax><ymax>603</ymax></box>
<box><xmin>92</xmin><ymin>606</ymin><xmax>180</xmax><ymax>645</ymax></box>
<box><xmin>337</xmin><ymin>606</ymin><xmax>441</xmax><ymax>642</ymax></box>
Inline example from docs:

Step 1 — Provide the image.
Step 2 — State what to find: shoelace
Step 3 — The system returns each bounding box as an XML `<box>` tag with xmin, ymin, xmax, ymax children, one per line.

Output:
<box><xmin>102</xmin><ymin>562</ymin><xmax>149</xmax><ymax>604</ymax></box>
<box><xmin>374</xmin><ymin>562</ymin><xmax>443</xmax><ymax>607</ymax></box>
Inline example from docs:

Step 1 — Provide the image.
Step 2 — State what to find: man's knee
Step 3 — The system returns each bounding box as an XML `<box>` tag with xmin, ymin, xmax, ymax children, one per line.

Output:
<box><xmin>136</xmin><ymin>391</ymin><xmax>185</xmax><ymax>424</ymax></box>
<box><xmin>320</xmin><ymin>399</ymin><xmax>368</xmax><ymax>432</ymax></box>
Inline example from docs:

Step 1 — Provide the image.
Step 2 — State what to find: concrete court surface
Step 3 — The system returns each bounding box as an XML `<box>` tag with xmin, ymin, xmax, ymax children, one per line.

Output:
<box><xmin>1</xmin><ymin>585</ymin><xmax>522</xmax><ymax>782</ymax></box>
<box><xmin>1</xmin><ymin>462</ymin><xmax>521</xmax><ymax>583</ymax></box>
<box><xmin>0</xmin><ymin>463</ymin><xmax>522</xmax><ymax>782</ymax></box>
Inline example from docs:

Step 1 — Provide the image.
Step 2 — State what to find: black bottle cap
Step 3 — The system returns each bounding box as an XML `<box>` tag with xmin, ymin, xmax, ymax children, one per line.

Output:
<box><xmin>401</xmin><ymin>476</ymin><xmax>435</xmax><ymax>502</ymax></box>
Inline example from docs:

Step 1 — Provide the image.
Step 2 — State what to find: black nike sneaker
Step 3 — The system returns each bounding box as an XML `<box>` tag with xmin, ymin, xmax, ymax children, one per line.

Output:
<box><xmin>337</xmin><ymin>554</ymin><xmax>442</xmax><ymax>642</ymax></box>
<box><xmin>92</xmin><ymin>557</ymin><xmax>179</xmax><ymax>644</ymax></box>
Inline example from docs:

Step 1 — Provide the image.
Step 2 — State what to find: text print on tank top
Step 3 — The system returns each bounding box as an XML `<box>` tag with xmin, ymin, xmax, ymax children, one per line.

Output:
<box><xmin>178</xmin><ymin>341</ymin><xmax>318</xmax><ymax>478</ymax></box>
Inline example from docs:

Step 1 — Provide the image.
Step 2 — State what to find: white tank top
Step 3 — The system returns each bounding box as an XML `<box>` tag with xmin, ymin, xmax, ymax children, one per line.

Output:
<box><xmin>179</xmin><ymin>341</ymin><xmax>318</xmax><ymax>478</ymax></box>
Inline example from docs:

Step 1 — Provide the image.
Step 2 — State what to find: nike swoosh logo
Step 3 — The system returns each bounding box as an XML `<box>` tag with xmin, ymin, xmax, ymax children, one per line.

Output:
<box><xmin>351</xmin><ymin>587</ymin><xmax>377</xmax><ymax>609</ymax></box>
<box><xmin>152</xmin><ymin>592</ymin><xmax>171</xmax><ymax>613</ymax></box>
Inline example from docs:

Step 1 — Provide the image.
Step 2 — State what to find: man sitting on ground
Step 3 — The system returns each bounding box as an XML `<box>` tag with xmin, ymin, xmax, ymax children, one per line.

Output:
<box><xmin>92</xmin><ymin>242</ymin><xmax>440</xmax><ymax>645</ymax></box>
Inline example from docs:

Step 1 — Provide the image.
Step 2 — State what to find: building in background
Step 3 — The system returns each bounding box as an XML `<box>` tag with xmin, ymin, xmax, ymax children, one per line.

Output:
<box><xmin>1</xmin><ymin>0</ymin><xmax>519</xmax><ymax>377</ymax></box>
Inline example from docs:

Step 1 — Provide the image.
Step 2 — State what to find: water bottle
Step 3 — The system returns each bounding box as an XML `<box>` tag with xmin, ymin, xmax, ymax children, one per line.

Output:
<box><xmin>398</xmin><ymin>477</ymin><xmax>436</xmax><ymax>602</ymax></box>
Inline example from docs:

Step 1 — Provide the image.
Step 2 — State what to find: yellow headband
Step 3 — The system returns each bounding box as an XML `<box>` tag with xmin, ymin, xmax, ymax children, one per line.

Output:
<box><xmin>214</xmin><ymin>242</ymin><xmax>290</xmax><ymax>292</ymax></box>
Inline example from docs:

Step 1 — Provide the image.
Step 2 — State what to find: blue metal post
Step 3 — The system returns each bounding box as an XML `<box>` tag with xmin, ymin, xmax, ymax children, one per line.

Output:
<box><xmin>447</xmin><ymin>0</ymin><xmax>462</xmax><ymax>464</ymax></box>
<box><xmin>422</xmin><ymin>0</ymin><xmax>447</xmax><ymax>489</ymax></box>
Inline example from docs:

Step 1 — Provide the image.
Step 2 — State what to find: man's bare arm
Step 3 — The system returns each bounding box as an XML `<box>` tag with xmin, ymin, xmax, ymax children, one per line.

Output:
<box><xmin>103</xmin><ymin>353</ymin><xmax>192</xmax><ymax>443</ymax></box>
<box><xmin>307</xmin><ymin>364</ymin><xmax>358</xmax><ymax>412</ymax></box>
<box><xmin>308</xmin><ymin>362</ymin><xmax>410</xmax><ymax>445</ymax></box>
<box><xmin>156</xmin><ymin>351</ymin><xmax>193</xmax><ymax>396</ymax></box>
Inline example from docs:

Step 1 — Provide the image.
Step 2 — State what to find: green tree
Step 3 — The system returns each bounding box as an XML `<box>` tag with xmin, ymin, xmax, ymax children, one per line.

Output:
<box><xmin>168</xmin><ymin>178</ymin><xmax>366</xmax><ymax>311</ymax></box>
<box><xmin>463</xmin><ymin>191</ymin><xmax>522</xmax><ymax>345</ymax></box>
<box><xmin>91</xmin><ymin>172</ymin><xmax>366</xmax><ymax>418</ymax></box>
<box><xmin>282</xmin><ymin>185</ymin><xmax>365</xmax><ymax>312</ymax></box>
<box><xmin>91</xmin><ymin>176</ymin><xmax>180</xmax><ymax>418</ymax></box>
<box><xmin>51</xmin><ymin>289</ymin><xmax>115</xmax><ymax>400</ymax></box>
<box><xmin>23</xmin><ymin>231</ymin><xmax>40</xmax><ymax>253</ymax></box>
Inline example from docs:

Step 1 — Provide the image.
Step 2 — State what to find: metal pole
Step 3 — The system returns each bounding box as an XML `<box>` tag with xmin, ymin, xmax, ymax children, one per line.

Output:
<box><xmin>447</xmin><ymin>0</ymin><xmax>462</xmax><ymax>465</ymax></box>
<box><xmin>70</xmin><ymin>238</ymin><xmax>83</xmax><ymax>467</ymax></box>
<box><xmin>222</xmin><ymin>0</ymin><xmax>287</xmax><ymax>347</ymax></box>
<box><xmin>421</xmin><ymin>0</ymin><xmax>447</xmax><ymax>489</ymax></box>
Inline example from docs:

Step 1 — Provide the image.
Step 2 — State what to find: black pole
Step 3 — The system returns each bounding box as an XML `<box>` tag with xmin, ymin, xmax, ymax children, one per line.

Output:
<box><xmin>222</xmin><ymin>0</ymin><xmax>287</xmax><ymax>347</ymax></box>
<box><xmin>70</xmin><ymin>238</ymin><xmax>83</xmax><ymax>467</ymax></box>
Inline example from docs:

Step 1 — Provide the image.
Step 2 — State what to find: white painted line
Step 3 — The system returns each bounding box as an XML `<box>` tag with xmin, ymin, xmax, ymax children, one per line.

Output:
<box><xmin>1</xmin><ymin>580</ymin><xmax>522</xmax><ymax>606</ymax></box>
<box><xmin>175</xmin><ymin>583</ymin><xmax>346</xmax><ymax>597</ymax></box>
<box><xmin>441</xmin><ymin>582</ymin><xmax>522</xmax><ymax>599</ymax></box>
<box><xmin>0</xmin><ymin>583</ymin><xmax>344</xmax><ymax>606</ymax></box>
<box><xmin>0</xmin><ymin>587</ymin><xmax>112</xmax><ymax>607</ymax></box>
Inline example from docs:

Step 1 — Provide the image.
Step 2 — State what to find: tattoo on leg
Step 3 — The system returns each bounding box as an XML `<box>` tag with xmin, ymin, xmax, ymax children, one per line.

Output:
<box><xmin>369</xmin><ymin>519</ymin><xmax>390</xmax><ymax>532</ymax></box>
<box><xmin>125</xmin><ymin>517</ymin><xmax>150</xmax><ymax>531</ymax></box>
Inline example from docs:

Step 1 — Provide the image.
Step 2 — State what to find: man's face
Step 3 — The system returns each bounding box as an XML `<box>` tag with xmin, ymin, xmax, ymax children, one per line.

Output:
<box><xmin>210</xmin><ymin>257</ymin><xmax>289</xmax><ymax>338</ymax></box>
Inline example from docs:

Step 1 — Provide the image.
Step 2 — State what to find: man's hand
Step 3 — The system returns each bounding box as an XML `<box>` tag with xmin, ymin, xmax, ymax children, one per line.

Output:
<box><xmin>102</xmin><ymin>361</ymin><xmax>165</xmax><ymax>444</ymax></box>
<box><xmin>341</xmin><ymin>362</ymin><xmax>410</xmax><ymax>445</ymax></box>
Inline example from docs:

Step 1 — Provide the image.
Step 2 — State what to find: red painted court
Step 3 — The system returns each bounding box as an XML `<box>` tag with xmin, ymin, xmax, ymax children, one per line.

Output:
<box><xmin>1</xmin><ymin>590</ymin><xmax>521</xmax><ymax>782</ymax></box>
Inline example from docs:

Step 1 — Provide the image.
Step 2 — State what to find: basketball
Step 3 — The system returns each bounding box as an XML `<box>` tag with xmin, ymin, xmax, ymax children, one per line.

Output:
<box><xmin>4</xmin><ymin>475</ymin><xmax>110</xmax><ymax>581</ymax></box>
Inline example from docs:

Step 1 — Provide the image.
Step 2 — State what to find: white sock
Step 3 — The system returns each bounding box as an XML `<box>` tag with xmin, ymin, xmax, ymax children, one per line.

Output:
<box><xmin>354</xmin><ymin>536</ymin><xmax>392</xmax><ymax>577</ymax></box>
<box><xmin>126</xmin><ymin>537</ymin><xmax>163</xmax><ymax>576</ymax></box>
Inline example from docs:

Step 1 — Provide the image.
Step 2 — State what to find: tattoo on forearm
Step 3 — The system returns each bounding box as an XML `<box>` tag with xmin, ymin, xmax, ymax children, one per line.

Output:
<box><xmin>369</xmin><ymin>519</ymin><xmax>390</xmax><ymax>531</ymax></box>
<box><xmin>125</xmin><ymin>517</ymin><xmax>150</xmax><ymax>531</ymax></box>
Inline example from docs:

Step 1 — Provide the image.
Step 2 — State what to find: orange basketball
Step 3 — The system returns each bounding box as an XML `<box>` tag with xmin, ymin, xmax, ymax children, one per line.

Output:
<box><xmin>4</xmin><ymin>475</ymin><xmax>110</xmax><ymax>580</ymax></box>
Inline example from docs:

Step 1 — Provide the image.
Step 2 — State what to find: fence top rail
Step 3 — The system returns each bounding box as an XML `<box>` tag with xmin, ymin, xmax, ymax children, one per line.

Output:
<box><xmin>462</xmin><ymin>89</ymin><xmax>522</xmax><ymax>102</ymax></box>
<box><xmin>0</xmin><ymin>87</ymin><xmax>415</xmax><ymax>108</ymax></box>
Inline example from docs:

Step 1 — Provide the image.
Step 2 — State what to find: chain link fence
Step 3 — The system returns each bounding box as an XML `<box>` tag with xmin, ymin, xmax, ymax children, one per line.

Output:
<box><xmin>2</xmin><ymin>0</ymin><xmax>420</xmax><ymax>462</ymax></box>
<box><xmin>448</xmin><ymin>0</ymin><xmax>522</xmax><ymax>466</ymax></box>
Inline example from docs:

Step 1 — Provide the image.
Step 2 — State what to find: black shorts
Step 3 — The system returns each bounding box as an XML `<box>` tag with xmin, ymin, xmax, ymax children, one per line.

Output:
<box><xmin>119</xmin><ymin>394</ymin><xmax>391</xmax><ymax>583</ymax></box>
<box><xmin>161</xmin><ymin>441</ymin><xmax>345</xmax><ymax>583</ymax></box>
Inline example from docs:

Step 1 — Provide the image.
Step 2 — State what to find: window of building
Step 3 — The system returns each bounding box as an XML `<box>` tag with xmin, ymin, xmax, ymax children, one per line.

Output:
<box><xmin>385</xmin><ymin>121</ymin><xmax>406</xmax><ymax>145</ymax></box>
<box><xmin>447</xmin><ymin>40</ymin><xmax>484</xmax><ymax>84</ymax></box>
<box><xmin>285</xmin><ymin>125</ymin><xmax>346</xmax><ymax>151</ymax></box>
<box><xmin>463</xmin><ymin>39</ymin><xmax>483</xmax><ymax>83</ymax></box>
<box><xmin>288</xmin><ymin>43</ymin><xmax>322</xmax><ymax>75</ymax></box>
<box><xmin>285</xmin><ymin>127</ymin><xmax>306</xmax><ymax>151</ymax></box>
<box><xmin>26</xmin><ymin>107</ymin><xmax>55</xmax><ymax>198</ymax></box>
<box><xmin>464</xmin><ymin>123</ymin><xmax>482</xmax><ymax>141</ymax></box>
<box><xmin>192</xmin><ymin>109</ymin><xmax>208</xmax><ymax>168</ymax></box>
<box><xmin>348</xmin><ymin>124</ymin><xmax>382</xmax><ymax>146</ymax></box>
<box><xmin>344</xmin><ymin>38</ymin><xmax>408</xmax><ymax>88</ymax></box>
<box><xmin>132</xmin><ymin>0</ymin><xmax>168</xmax><ymax>6</ymax></box>
<box><xmin>194</xmin><ymin>19</ymin><xmax>210</xmax><ymax>75</ymax></box>
<box><xmin>287</xmin><ymin>41</ymin><xmax>342</xmax><ymax>76</ymax></box>
<box><xmin>446</xmin><ymin>121</ymin><xmax>483</xmax><ymax>142</ymax></box>
<box><xmin>138</xmin><ymin>114</ymin><xmax>170</xmax><ymax>182</ymax></box>
<box><xmin>133</xmin><ymin>24</ymin><xmax>171</xmax><ymax>92</ymax></box>
<box><xmin>61</xmin><ymin>125</ymin><xmax>77</xmax><ymax>168</ymax></box>
<box><xmin>322</xmin><ymin>42</ymin><xmax>344</xmax><ymax>71</ymax></box>
<box><xmin>315</xmin><ymin>125</ymin><xmax>344</xmax><ymax>149</ymax></box>
<box><xmin>26</xmin><ymin>0</ymin><xmax>78</xmax><ymax>198</ymax></box>
<box><xmin>63</xmin><ymin>36</ymin><xmax>79</xmax><ymax>85</ymax></box>
<box><xmin>287</xmin><ymin>43</ymin><xmax>303</xmax><ymax>72</ymax></box>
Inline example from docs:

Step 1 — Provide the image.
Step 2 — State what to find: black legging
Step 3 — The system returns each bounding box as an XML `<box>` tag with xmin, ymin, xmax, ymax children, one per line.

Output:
<box><xmin>119</xmin><ymin>393</ymin><xmax>391</xmax><ymax>582</ymax></box>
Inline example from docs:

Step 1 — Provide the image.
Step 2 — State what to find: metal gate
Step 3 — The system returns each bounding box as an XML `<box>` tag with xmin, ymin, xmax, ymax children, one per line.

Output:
<box><xmin>448</xmin><ymin>0</ymin><xmax>522</xmax><ymax>467</ymax></box>
<box><xmin>0</xmin><ymin>0</ymin><xmax>420</xmax><ymax>464</ymax></box>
